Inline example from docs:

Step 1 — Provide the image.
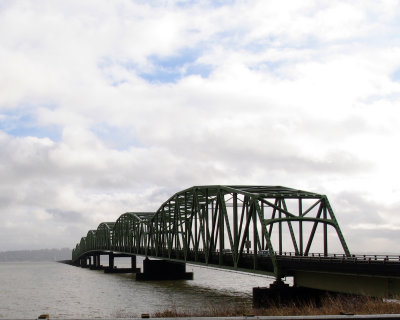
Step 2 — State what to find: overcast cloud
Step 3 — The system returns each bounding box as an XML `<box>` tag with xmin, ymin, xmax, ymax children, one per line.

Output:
<box><xmin>1</xmin><ymin>0</ymin><xmax>400</xmax><ymax>253</ymax></box>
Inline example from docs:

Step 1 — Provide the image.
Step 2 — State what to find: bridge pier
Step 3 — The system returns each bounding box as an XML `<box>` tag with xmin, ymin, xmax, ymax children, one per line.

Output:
<box><xmin>131</xmin><ymin>255</ymin><xmax>136</xmax><ymax>269</ymax></box>
<box><xmin>253</xmin><ymin>279</ymin><xmax>328</xmax><ymax>307</ymax></box>
<box><xmin>136</xmin><ymin>258</ymin><xmax>193</xmax><ymax>280</ymax></box>
<box><xmin>90</xmin><ymin>254</ymin><xmax>104</xmax><ymax>270</ymax></box>
<box><xmin>80</xmin><ymin>256</ymin><xmax>91</xmax><ymax>268</ymax></box>
<box><xmin>108</xmin><ymin>253</ymin><xmax>114</xmax><ymax>269</ymax></box>
<box><xmin>104</xmin><ymin>253</ymin><xmax>140</xmax><ymax>274</ymax></box>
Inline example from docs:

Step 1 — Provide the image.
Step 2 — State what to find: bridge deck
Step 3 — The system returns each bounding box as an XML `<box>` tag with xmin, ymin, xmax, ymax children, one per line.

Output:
<box><xmin>78</xmin><ymin>249</ymin><xmax>400</xmax><ymax>278</ymax></box>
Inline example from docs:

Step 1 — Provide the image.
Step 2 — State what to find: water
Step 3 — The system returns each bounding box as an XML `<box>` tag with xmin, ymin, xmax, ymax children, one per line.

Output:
<box><xmin>0</xmin><ymin>257</ymin><xmax>276</xmax><ymax>319</ymax></box>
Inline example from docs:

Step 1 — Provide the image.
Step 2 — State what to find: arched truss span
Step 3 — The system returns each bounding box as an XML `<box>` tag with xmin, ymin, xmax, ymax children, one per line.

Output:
<box><xmin>78</xmin><ymin>237</ymin><xmax>87</xmax><ymax>255</ymax></box>
<box><xmin>86</xmin><ymin>230</ymin><xmax>97</xmax><ymax>251</ymax></box>
<box><xmin>96</xmin><ymin>222</ymin><xmax>115</xmax><ymax>250</ymax></box>
<box><xmin>72</xmin><ymin>185</ymin><xmax>350</xmax><ymax>277</ymax></box>
<box><xmin>113</xmin><ymin>212</ymin><xmax>154</xmax><ymax>253</ymax></box>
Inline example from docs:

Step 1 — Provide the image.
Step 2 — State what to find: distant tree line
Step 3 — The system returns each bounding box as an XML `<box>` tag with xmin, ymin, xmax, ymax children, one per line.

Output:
<box><xmin>0</xmin><ymin>248</ymin><xmax>71</xmax><ymax>262</ymax></box>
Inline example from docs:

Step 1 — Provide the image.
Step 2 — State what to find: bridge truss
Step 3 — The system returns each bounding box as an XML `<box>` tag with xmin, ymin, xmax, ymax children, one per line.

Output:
<box><xmin>73</xmin><ymin>185</ymin><xmax>351</xmax><ymax>277</ymax></box>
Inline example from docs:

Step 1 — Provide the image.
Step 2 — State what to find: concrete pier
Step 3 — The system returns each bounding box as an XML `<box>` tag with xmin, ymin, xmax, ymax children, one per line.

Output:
<box><xmin>102</xmin><ymin>253</ymin><xmax>141</xmax><ymax>273</ymax></box>
<box><xmin>71</xmin><ymin>254</ymin><xmax>193</xmax><ymax>279</ymax></box>
<box><xmin>89</xmin><ymin>255</ymin><xmax>102</xmax><ymax>269</ymax></box>
<box><xmin>253</xmin><ymin>279</ymin><xmax>328</xmax><ymax>307</ymax></box>
<box><xmin>104</xmin><ymin>267</ymin><xmax>141</xmax><ymax>273</ymax></box>
<box><xmin>108</xmin><ymin>253</ymin><xmax>114</xmax><ymax>269</ymax></box>
<box><xmin>136</xmin><ymin>258</ymin><xmax>193</xmax><ymax>280</ymax></box>
<box><xmin>80</xmin><ymin>256</ymin><xmax>91</xmax><ymax>268</ymax></box>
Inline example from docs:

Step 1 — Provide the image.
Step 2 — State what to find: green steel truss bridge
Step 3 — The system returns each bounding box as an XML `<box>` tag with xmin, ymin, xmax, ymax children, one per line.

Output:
<box><xmin>72</xmin><ymin>185</ymin><xmax>400</xmax><ymax>298</ymax></box>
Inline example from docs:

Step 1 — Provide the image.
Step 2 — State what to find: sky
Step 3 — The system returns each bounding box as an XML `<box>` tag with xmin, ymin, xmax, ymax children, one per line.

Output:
<box><xmin>0</xmin><ymin>0</ymin><xmax>400</xmax><ymax>254</ymax></box>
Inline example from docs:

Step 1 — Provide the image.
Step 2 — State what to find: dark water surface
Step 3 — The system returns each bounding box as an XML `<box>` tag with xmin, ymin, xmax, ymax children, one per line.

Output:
<box><xmin>0</xmin><ymin>257</ymin><xmax>276</xmax><ymax>319</ymax></box>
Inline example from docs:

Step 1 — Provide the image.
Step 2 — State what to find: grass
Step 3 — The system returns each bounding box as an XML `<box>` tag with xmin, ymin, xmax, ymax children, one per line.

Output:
<box><xmin>151</xmin><ymin>295</ymin><xmax>400</xmax><ymax>318</ymax></box>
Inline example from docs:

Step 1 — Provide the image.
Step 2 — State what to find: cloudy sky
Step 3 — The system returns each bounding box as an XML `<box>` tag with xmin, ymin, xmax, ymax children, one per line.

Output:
<box><xmin>1</xmin><ymin>0</ymin><xmax>400</xmax><ymax>253</ymax></box>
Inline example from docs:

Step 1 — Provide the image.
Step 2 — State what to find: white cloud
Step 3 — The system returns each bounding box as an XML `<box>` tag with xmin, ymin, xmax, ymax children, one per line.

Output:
<box><xmin>0</xmin><ymin>0</ymin><xmax>400</xmax><ymax>252</ymax></box>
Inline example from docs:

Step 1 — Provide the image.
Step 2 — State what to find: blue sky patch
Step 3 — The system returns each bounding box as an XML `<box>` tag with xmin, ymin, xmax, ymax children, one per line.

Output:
<box><xmin>149</xmin><ymin>48</ymin><xmax>199</xmax><ymax>69</ymax></box>
<box><xmin>390</xmin><ymin>68</ymin><xmax>400</xmax><ymax>82</ymax></box>
<box><xmin>175</xmin><ymin>0</ymin><xmax>236</xmax><ymax>9</ymax></box>
<box><xmin>140</xmin><ymin>69</ymin><xmax>182</xmax><ymax>83</ymax></box>
<box><xmin>185</xmin><ymin>63</ymin><xmax>213</xmax><ymax>78</ymax></box>
<box><xmin>0</xmin><ymin>111</ymin><xmax>61</xmax><ymax>141</ymax></box>
<box><xmin>139</xmin><ymin>48</ymin><xmax>213</xmax><ymax>83</ymax></box>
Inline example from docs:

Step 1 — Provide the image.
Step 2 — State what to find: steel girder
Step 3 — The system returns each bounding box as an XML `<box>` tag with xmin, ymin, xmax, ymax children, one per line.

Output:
<box><xmin>72</xmin><ymin>185</ymin><xmax>350</xmax><ymax>277</ymax></box>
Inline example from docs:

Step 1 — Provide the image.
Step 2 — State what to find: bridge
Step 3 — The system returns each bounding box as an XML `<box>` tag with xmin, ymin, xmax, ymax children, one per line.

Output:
<box><xmin>72</xmin><ymin>185</ymin><xmax>400</xmax><ymax>299</ymax></box>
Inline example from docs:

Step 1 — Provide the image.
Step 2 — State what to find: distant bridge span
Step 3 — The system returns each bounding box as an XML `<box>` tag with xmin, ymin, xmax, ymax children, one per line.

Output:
<box><xmin>72</xmin><ymin>185</ymin><xmax>400</xmax><ymax>298</ymax></box>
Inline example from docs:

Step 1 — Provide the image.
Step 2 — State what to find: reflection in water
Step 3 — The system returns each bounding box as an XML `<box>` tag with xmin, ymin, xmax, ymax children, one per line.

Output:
<box><xmin>0</xmin><ymin>256</ymin><xmax>278</xmax><ymax>319</ymax></box>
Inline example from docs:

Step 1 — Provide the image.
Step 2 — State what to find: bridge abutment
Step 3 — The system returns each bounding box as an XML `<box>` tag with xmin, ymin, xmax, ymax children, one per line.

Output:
<box><xmin>136</xmin><ymin>258</ymin><xmax>193</xmax><ymax>280</ymax></box>
<box><xmin>253</xmin><ymin>279</ymin><xmax>328</xmax><ymax>307</ymax></box>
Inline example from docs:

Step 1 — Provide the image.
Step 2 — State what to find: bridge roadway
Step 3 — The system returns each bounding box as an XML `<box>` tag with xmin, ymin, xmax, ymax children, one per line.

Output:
<box><xmin>72</xmin><ymin>185</ymin><xmax>400</xmax><ymax>298</ymax></box>
<box><xmin>77</xmin><ymin>248</ymin><xmax>400</xmax><ymax>298</ymax></box>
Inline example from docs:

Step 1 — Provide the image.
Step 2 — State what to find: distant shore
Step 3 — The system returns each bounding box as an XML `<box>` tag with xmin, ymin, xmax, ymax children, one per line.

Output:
<box><xmin>0</xmin><ymin>248</ymin><xmax>71</xmax><ymax>262</ymax></box>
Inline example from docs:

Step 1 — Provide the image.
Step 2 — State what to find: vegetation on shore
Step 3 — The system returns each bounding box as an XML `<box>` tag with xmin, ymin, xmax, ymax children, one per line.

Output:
<box><xmin>151</xmin><ymin>295</ymin><xmax>400</xmax><ymax>318</ymax></box>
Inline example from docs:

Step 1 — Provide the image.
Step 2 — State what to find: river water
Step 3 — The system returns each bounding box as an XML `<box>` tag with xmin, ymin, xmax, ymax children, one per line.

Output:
<box><xmin>0</xmin><ymin>256</ymin><xmax>277</xmax><ymax>319</ymax></box>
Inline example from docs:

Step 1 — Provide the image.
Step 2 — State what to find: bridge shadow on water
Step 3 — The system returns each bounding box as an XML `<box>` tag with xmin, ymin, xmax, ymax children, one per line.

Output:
<box><xmin>105</xmin><ymin>255</ymin><xmax>278</xmax><ymax>293</ymax></box>
<box><xmin>94</xmin><ymin>255</ymin><xmax>280</xmax><ymax>313</ymax></box>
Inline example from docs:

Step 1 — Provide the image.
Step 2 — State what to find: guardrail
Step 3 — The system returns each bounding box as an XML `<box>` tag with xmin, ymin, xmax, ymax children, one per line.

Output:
<box><xmin>275</xmin><ymin>252</ymin><xmax>400</xmax><ymax>263</ymax></box>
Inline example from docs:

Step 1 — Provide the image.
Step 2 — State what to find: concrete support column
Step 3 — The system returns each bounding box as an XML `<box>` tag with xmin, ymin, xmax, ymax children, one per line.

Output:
<box><xmin>81</xmin><ymin>257</ymin><xmax>89</xmax><ymax>268</ymax></box>
<box><xmin>136</xmin><ymin>258</ymin><xmax>193</xmax><ymax>280</ymax></box>
<box><xmin>104</xmin><ymin>254</ymin><xmax>140</xmax><ymax>274</ymax></box>
<box><xmin>253</xmin><ymin>280</ymin><xmax>326</xmax><ymax>308</ymax></box>
<box><xmin>108</xmin><ymin>253</ymin><xmax>114</xmax><ymax>269</ymax></box>
<box><xmin>90</xmin><ymin>255</ymin><xmax>103</xmax><ymax>270</ymax></box>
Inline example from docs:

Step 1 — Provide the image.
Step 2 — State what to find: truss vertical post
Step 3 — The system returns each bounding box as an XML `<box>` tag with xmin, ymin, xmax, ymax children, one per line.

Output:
<box><xmin>278</xmin><ymin>199</ymin><xmax>282</xmax><ymax>255</ymax></box>
<box><xmin>299</xmin><ymin>198</ymin><xmax>303</xmax><ymax>256</ymax></box>
<box><xmin>252</xmin><ymin>200</ymin><xmax>258</xmax><ymax>269</ymax></box>
<box><xmin>246</xmin><ymin>201</ymin><xmax>250</xmax><ymax>254</ymax></box>
<box><xmin>184</xmin><ymin>192</ymin><xmax>189</xmax><ymax>259</ymax></box>
<box><xmin>174</xmin><ymin>199</ymin><xmax>179</xmax><ymax>259</ymax></box>
<box><xmin>195</xmin><ymin>192</ymin><xmax>198</xmax><ymax>255</ymax></box>
<box><xmin>219</xmin><ymin>190</ymin><xmax>224</xmax><ymax>265</ymax></box>
<box><xmin>233</xmin><ymin>193</ymin><xmax>238</xmax><ymax>254</ymax></box>
<box><xmin>261</xmin><ymin>202</ymin><xmax>265</xmax><ymax>250</ymax></box>
<box><xmin>323</xmin><ymin>200</ymin><xmax>328</xmax><ymax>256</ymax></box>
<box><xmin>205</xmin><ymin>189</ymin><xmax>210</xmax><ymax>262</ymax></box>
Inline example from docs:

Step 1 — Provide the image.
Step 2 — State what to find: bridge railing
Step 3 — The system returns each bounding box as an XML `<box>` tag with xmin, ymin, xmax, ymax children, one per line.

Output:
<box><xmin>276</xmin><ymin>251</ymin><xmax>400</xmax><ymax>262</ymax></box>
<box><xmin>216</xmin><ymin>250</ymin><xmax>400</xmax><ymax>262</ymax></box>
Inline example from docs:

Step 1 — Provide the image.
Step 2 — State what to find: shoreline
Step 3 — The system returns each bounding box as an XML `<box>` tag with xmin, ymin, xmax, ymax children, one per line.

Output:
<box><xmin>150</xmin><ymin>295</ymin><xmax>400</xmax><ymax>318</ymax></box>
